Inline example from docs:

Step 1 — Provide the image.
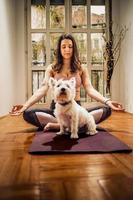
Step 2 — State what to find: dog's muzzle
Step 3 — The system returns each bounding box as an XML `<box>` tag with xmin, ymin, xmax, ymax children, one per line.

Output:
<box><xmin>61</xmin><ymin>87</ymin><xmax>65</xmax><ymax>92</ymax></box>
<box><xmin>60</xmin><ymin>87</ymin><xmax>67</xmax><ymax>95</ymax></box>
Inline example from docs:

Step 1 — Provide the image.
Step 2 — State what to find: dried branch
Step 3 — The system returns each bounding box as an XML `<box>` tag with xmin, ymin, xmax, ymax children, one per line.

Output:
<box><xmin>102</xmin><ymin>24</ymin><xmax>128</xmax><ymax>94</ymax></box>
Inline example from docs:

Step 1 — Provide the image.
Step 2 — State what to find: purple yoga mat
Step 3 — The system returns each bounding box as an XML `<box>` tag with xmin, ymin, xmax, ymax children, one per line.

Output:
<box><xmin>29</xmin><ymin>130</ymin><xmax>132</xmax><ymax>154</ymax></box>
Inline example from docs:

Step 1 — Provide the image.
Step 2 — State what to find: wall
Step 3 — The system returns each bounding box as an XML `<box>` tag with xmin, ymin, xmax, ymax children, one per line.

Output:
<box><xmin>111</xmin><ymin>0</ymin><xmax>133</xmax><ymax>113</ymax></box>
<box><xmin>15</xmin><ymin>0</ymin><xmax>27</xmax><ymax>104</ymax></box>
<box><xmin>111</xmin><ymin>0</ymin><xmax>120</xmax><ymax>101</ymax></box>
<box><xmin>0</xmin><ymin>0</ymin><xmax>26</xmax><ymax>116</ymax></box>
<box><xmin>119</xmin><ymin>0</ymin><xmax>133</xmax><ymax>112</ymax></box>
<box><xmin>0</xmin><ymin>0</ymin><xmax>16</xmax><ymax>116</ymax></box>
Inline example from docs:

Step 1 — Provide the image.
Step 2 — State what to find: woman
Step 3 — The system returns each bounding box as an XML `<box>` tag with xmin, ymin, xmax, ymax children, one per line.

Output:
<box><xmin>10</xmin><ymin>34</ymin><xmax>124</xmax><ymax>131</ymax></box>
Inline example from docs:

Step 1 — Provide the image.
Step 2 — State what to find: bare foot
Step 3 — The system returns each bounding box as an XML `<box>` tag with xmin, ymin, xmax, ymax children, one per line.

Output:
<box><xmin>43</xmin><ymin>122</ymin><xmax>60</xmax><ymax>132</ymax></box>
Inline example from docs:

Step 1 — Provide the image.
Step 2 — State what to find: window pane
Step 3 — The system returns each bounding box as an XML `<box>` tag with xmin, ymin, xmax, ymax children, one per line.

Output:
<box><xmin>80</xmin><ymin>86</ymin><xmax>87</xmax><ymax>102</ymax></box>
<box><xmin>50</xmin><ymin>6</ymin><xmax>65</xmax><ymax>29</ymax></box>
<box><xmin>32</xmin><ymin>71</ymin><xmax>45</xmax><ymax>93</ymax></box>
<box><xmin>73</xmin><ymin>33</ymin><xmax>87</xmax><ymax>65</ymax></box>
<box><xmin>50</xmin><ymin>33</ymin><xmax>62</xmax><ymax>62</ymax></box>
<box><xmin>32</xmin><ymin>71</ymin><xmax>45</xmax><ymax>102</ymax></box>
<box><xmin>91</xmin><ymin>0</ymin><xmax>105</xmax><ymax>5</ymax></box>
<box><xmin>72</xmin><ymin>0</ymin><xmax>86</xmax><ymax>5</ymax></box>
<box><xmin>31</xmin><ymin>1</ymin><xmax>46</xmax><ymax>29</ymax></box>
<box><xmin>32</xmin><ymin>33</ymin><xmax>46</xmax><ymax>67</ymax></box>
<box><xmin>91</xmin><ymin>70</ymin><xmax>104</xmax><ymax>95</ymax></box>
<box><xmin>72</xmin><ymin>6</ymin><xmax>87</xmax><ymax>29</ymax></box>
<box><xmin>50</xmin><ymin>0</ymin><xmax>64</xmax><ymax>5</ymax></box>
<box><xmin>91</xmin><ymin>33</ymin><xmax>104</xmax><ymax>64</ymax></box>
<box><xmin>91</xmin><ymin>5</ymin><xmax>105</xmax><ymax>29</ymax></box>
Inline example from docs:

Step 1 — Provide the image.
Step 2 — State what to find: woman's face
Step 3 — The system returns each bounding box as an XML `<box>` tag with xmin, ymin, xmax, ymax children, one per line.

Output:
<box><xmin>60</xmin><ymin>39</ymin><xmax>73</xmax><ymax>60</ymax></box>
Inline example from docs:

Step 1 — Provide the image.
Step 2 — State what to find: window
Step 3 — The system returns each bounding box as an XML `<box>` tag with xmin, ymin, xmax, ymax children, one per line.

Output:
<box><xmin>27</xmin><ymin>0</ymin><xmax>109</xmax><ymax>102</ymax></box>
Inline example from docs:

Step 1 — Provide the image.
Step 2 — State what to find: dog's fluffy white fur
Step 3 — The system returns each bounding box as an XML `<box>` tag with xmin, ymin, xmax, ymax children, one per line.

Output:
<box><xmin>49</xmin><ymin>77</ymin><xmax>97</xmax><ymax>139</ymax></box>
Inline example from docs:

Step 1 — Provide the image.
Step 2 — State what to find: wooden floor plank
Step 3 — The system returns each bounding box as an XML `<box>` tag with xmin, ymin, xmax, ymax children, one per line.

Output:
<box><xmin>99</xmin><ymin>176</ymin><xmax>133</xmax><ymax>200</ymax></box>
<box><xmin>104</xmin><ymin>153</ymin><xmax>133</xmax><ymax>178</ymax></box>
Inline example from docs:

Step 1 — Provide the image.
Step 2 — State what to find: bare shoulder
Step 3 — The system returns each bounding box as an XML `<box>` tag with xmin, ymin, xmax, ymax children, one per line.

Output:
<box><xmin>45</xmin><ymin>64</ymin><xmax>54</xmax><ymax>78</ymax></box>
<box><xmin>41</xmin><ymin>64</ymin><xmax>54</xmax><ymax>86</ymax></box>
<box><xmin>45</xmin><ymin>64</ymin><xmax>54</xmax><ymax>76</ymax></box>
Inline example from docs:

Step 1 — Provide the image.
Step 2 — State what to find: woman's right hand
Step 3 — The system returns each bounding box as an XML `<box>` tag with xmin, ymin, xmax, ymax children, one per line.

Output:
<box><xmin>9</xmin><ymin>105</ymin><xmax>27</xmax><ymax>116</ymax></box>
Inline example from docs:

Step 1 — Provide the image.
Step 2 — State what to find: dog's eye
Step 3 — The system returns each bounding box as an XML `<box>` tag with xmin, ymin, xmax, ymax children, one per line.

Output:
<box><xmin>57</xmin><ymin>84</ymin><xmax>60</xmax><ymax>87</ymax></box>
<box><xmin>66</xmin><ymin>84</ymin><xmax>70</xmax><ymax>88</ymax></box>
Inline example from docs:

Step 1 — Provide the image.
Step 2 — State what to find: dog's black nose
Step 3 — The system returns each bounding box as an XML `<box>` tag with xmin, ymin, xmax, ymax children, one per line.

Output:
<box><xmin>61</xmin><ymin>88</ymin><xmax>65</xmax><ymax>92</ymax></box>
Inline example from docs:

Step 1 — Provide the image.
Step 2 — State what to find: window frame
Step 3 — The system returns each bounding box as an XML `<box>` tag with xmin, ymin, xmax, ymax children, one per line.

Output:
<box><xmin>26</xmin><ymin>0</ymin><xmax>109</xmax><ymax>101</ymax></box>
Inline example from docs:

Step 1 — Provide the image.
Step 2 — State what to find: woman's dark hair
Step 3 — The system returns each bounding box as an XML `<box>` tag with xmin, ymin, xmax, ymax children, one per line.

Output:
<box><xmin>52</xmin><ymin>34</ymin><xmax>81</xmax><ymax>73</ymax></box>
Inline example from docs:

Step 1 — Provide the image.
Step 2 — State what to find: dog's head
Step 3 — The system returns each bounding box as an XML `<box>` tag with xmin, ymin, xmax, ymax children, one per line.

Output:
<box><xmin>49</xmin><ymin>77</ymin><xmax>76</xmax><ymax>103</ymax></box>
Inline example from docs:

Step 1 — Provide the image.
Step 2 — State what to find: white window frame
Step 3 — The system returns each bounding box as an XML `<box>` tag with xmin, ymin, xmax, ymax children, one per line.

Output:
<box><xmin>26</xmin><ymin>0</ymin><xmax>109</xmax><ymax>101</ymax></box>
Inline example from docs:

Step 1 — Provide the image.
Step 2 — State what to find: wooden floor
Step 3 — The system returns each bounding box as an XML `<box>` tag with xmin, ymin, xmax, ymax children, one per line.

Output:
<box><xmin>0</xmin><ymin>111</ymin><xmax>133</xmax><ymax>200</ymax></box>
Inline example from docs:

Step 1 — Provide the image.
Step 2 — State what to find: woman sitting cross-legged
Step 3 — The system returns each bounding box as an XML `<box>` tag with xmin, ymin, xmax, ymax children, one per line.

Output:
<box><xmin>10</xmin><ymin>34</ymin><xmax>124</xmax><ymax>132</ymax></box>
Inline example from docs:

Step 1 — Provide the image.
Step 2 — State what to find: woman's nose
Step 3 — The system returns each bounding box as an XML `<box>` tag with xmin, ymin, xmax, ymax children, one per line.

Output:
<box><xmin>65</xmin><ymin>47</ymin><xmax>70</xmax><ymax>51</ymax></box>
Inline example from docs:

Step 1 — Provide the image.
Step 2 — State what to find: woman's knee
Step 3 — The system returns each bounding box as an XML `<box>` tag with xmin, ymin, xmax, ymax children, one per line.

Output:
<box><xmin>23</xmin><ymin>110</ymin><xmax>32</xmax><ymax>123</ymax></box>
<box><xmin>99</xmin><ymin>106</ymin><xmax>112</xmax><ymax>123</ymax></box>
<box><xmin>23</xmin><ymin>109</ymin><xmax>42</xmax><ymax>127</ymax></box>
<box><xmin>106</xmin><ymin>106</ymin><xmax>112</xmax><ymax>117</ymax></box>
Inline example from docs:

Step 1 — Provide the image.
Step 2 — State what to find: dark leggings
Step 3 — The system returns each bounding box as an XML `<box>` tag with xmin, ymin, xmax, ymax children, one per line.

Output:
<box><xmin>23</xmin><ymin>101</ymin><xmax>112</xmax><ymax>131</ymax></box>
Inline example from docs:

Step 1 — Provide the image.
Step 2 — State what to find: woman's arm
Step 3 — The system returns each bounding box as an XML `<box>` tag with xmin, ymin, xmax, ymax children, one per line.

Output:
<box><xmin>81</xmin><ymin>67</ymin><xmax>124</xmax><ymax>111</ymax></box>
<box><xmin>81</xmin><ymin>67</ymin><xmax>107</xmax><ymax>103</ymax></box>
<box><xmin>10</xmin><ymin>65</ymin><xmax>53</xmax><ymax>115</ymax></box>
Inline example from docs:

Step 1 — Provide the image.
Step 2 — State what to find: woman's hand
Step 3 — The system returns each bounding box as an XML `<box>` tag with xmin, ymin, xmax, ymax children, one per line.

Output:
<box><xmin>9</xmin><ymin>105</ymin><xmax>27</xmax><ymax>116</ymax></box>
<box><xmin>106</xmin><ymin>100</ymin><xmax>125</xmax><ymax>111</ymax></box>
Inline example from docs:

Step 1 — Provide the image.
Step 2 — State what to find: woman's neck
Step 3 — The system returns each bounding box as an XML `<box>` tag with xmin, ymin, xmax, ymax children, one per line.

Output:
<box><xmin>62</xmin><ymin>59</ymin><xmax>71</xmax><ymax>70</ymax></box>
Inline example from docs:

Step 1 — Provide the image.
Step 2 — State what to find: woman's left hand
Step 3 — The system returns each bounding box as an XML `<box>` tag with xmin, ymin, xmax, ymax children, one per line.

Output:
<box><xmin>106</xmin><ymin>100</ymin><xmax>125</xmax><ymax>111</ymax></box>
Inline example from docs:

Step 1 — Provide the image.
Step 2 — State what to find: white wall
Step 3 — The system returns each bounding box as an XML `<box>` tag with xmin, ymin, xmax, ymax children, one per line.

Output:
<box><xmin>119</xmin><ymin>0</ymin><xmax>133</xmax><ymax>112</ymax></box>
<box><xmin>0</xmin><ymin>0</ymin><xmax>26</xmax><ymax>116</ymax></box>
<box><xmin>0</xmin><ymin>0</ymin><xmax>16</xmax><ymax>116</ymax></box>
<box><xmin>15</xmin><ymin>0</ymin><xmax>27</xmax><ymax>104</ymax></box>
<box><xmin>111</xmin><ymin>0</ymin><xmax>120</xmax><ymax>101</ymax></box>
<box><xmin>111</xmin><ymin>0</ymin><xmax>133</xmax><ymax>113</ymax></box>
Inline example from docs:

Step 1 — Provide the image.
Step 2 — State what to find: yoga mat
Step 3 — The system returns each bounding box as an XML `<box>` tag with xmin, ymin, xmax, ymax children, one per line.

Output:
<box><xmin>29</xmin><ymin>129</ymin><xmax>132</xmax><ymax>154</ymax></box>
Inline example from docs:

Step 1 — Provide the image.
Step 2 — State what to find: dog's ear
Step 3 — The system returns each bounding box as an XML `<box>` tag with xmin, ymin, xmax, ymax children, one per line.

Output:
<box><xmin>49</xmin><ymin>77</ymin><xmax>57</xmax><ymax>88</ymax></box>
<box><xmin>69</xmin><ymin>77</ymin><xmax>76</xmax><ymax>87</ymax></box>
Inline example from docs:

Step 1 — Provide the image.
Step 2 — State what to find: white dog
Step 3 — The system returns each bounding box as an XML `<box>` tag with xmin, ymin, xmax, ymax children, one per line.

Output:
<box><xmin>49</xmin><ymin>77</ymin><xmax>97</xmax><ymax>139</ymax></box>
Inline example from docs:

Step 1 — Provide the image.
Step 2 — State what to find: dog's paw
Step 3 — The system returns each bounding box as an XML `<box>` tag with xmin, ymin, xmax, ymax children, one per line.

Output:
<box><xmin>88</xmin><ymin>130</ymin><xmax>97</xmax><ymax>136</ymax></box>
<box><xmin>56</xmin><ymin>131</ymin><xmax>64</xmax><ymax>135</ymax></box>
<box><xmin>70</xmin><ymin>134</ymin><xmax>79</xmax><ymax>139</ymax></box>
